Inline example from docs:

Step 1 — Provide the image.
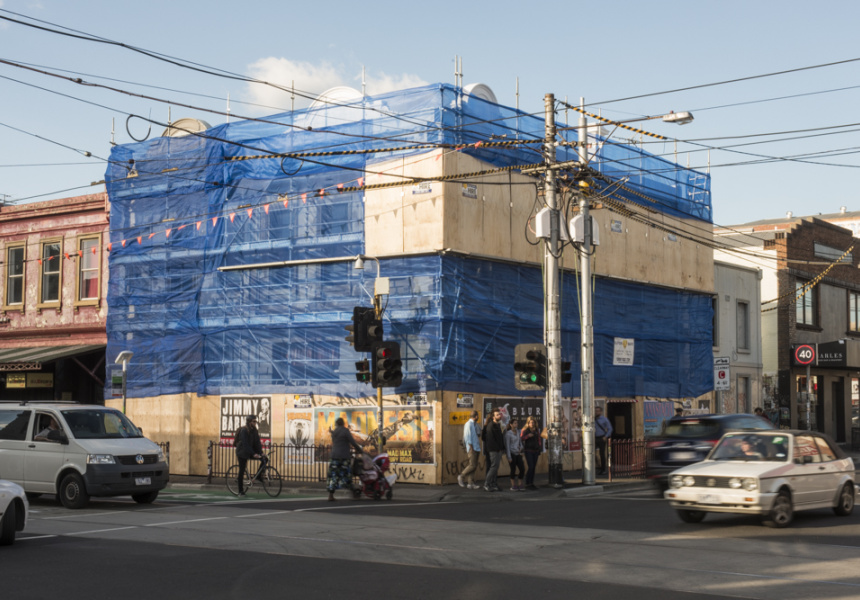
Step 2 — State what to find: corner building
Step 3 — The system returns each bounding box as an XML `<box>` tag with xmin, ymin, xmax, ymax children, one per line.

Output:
<box><xmin>104</xmin><ymin>84</ymin><xmax>714</xmax><ymax>480</ymax></box>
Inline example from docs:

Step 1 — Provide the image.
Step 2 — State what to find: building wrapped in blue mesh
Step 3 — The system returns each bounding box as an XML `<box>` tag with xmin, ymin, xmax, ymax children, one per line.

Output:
<box><xmin>105</xmin><ymin>84</ymin><xmax>713</xmax><ymax>401</ymax></box>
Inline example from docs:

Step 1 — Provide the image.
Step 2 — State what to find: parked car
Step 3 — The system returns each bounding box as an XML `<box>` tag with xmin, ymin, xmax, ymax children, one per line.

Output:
<box><xmin>646</xmin><ymin>414</ymin><xmax>775</xmax><ymax>488</ymax></box>
<box><xmin>664</xmin><ymin>430</ymin><xmax>855</xmax><ymax>527</ymax></box>
<box><xmin>0</xmin><ymin>479</ymin><xmax>28</xmax><ymax>545</ymax></box>
<box><xmin>0</xmin><ymin>403</ymin><xmax>168</xmax><ymax>509</ymax></box>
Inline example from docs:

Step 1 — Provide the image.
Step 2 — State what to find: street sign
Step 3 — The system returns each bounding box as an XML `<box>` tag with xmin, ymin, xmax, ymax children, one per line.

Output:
<box><xmin>713</xmin><ymin>356</ymin><xmax>730</xmax><ymax>391</ymax></box>
<box><xmin>792</xmin><ymin>344</ymin><xmax>816</xmax><ymax>366</ymax></box>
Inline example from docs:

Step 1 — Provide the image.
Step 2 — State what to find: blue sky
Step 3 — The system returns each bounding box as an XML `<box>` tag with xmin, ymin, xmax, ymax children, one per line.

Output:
<box><xmin>2</xmin><ymin>0</ymin><xmax>860</xmax><ymax>225</ymax></box>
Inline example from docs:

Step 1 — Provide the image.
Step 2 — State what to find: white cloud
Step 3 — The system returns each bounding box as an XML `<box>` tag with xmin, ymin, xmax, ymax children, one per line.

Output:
<box><xmin>243</xmin><ymin>58</ymin><xmax>427</xmax><ymax>113</ymax></box>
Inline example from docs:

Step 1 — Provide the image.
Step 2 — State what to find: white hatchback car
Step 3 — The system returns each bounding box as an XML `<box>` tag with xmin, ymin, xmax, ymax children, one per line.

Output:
<box><xmin>0</xmin><ymin>479</ymin><xmax>28</xmax><ymax>546</ymax></box>
<box><xmin>665</xmin><ymin>430</ymin><xmax>855</xmax><ymax>527</ymax></box>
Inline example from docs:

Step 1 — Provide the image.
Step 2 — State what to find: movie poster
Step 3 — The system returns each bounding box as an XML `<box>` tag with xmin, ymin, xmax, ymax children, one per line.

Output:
<box><xmin>483</xmin><ymin>397</ymin><xmax>545</xmax><ymax>432</ymax></box>
<box><xmin>563</xmin><ymin>398</ymin><xmax>582</xmax><ymax>452</ymax></box>
<box><xmin>313</xmin><ymin>406</ymin><xmax>435</xmax><ymax>464</ymax></box>
<box><xmin>220</xmin><ymin>395</ymin><xmax>272</xmax><ymax>446</ymax></box>
<box><xmin>284</xmin><ymin>409</ymin><xmax>315</xmax><ymax>464</ymax></box>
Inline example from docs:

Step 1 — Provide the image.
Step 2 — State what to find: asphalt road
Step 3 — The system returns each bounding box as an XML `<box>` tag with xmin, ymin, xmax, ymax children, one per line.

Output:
<box><xmin>5</xmin><ymin>488</ymin><xmax>860</xmax><ymax>600</ymax></box>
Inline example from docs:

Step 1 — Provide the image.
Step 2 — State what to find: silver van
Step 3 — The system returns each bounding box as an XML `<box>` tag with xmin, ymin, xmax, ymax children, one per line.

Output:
<box><xmin>0</xmin><ymin>403</ymin><xmax>168</xmax><ymax>509</ymax></box>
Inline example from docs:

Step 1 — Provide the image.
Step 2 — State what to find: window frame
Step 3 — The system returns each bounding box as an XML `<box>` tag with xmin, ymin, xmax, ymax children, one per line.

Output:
<box><xmin>74</xmin><ymin>233</ymin><xmax>102</xmax><ymax>307</ymax></box>
<box><xmin>3</xmin><ymin>241</ymin><xmax>26</xmax><ymax>311</ymax></box>
<box><xmin>36</xmin><ymin>237</ymin><xmax>63</xmax><ymax>309</ymax></box>
<box><xmin>849</xmin><ymin>290</ymin><xmax>860</xmax><ymax>333</ymax></box>
<box><xmin>736</xmin><ymin>300</ymin><xmax>750</xmax><ymax>351</ymax></box>
<box><xmin>796</xmin><ymin>279</ymin><xmax>818</xmax><ymax>327</ymax></box>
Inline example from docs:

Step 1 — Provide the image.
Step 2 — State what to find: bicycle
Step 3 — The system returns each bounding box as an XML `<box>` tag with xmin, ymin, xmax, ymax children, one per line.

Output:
<box><xmin>226</xmin><ymin>457</ymin><xmax>282</xmax><ymax>497</ymax></box>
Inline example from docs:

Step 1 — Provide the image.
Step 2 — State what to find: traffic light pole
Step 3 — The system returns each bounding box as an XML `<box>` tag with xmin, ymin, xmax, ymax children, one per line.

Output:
<box><xmin>374</xmin><ymin>292</ymin><xmax>384</xmax><ymax>451</ymax></box>
<box><xmin>543</xmin><ymin>94</ymin><xmax>564</xmax><ymax>487</ymax></box>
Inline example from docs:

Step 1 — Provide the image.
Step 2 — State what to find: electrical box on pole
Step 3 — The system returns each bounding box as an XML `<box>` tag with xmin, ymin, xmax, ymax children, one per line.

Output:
<box><xmin>514</xmin><ymin>343</ymin><xmax>547</xmax><ymax>391</ymax></box>
<box><xmin>371</xmin><ymin>341</ymin><xmax>403</xmax><ymax>388</ymax></box>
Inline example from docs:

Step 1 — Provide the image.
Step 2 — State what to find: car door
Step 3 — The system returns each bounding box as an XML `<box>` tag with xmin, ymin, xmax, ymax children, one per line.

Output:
<box><xmin>0</xmin><ymin>408</ymin><xmax>33</xmax><ymax>486</ymax></box>
<box><xmin>789</xmin><ymin>434</ymin><xmax>825</xmax><ymax>506</ymax></box>
<box><xmin>25</xmin><ymin>411</ymin><xmax>67</xmax><ymax>493</ymax></box>
<box><xmin>812</xmin><ymin>435</ymin><xmax>846</xmax><ymax>504</ymax></box>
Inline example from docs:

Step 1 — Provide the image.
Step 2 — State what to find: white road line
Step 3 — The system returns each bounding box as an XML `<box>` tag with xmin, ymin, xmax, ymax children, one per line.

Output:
<box><xmin>69</xmin><ymin>526</ymin><xmax>138</xmax><ymax>535</ymax></box>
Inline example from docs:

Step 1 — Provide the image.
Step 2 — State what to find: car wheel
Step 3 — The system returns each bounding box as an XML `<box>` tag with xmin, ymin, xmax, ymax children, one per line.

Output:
<box><xmin>59</xmin><ymin>473</ymin><xmax>90</xmax><ymax>509</ymax></box>
<box><xmin>676</xmin><ymin>509</ymin><xmax>706</xmax><ymax>523</ymax></box>
<box><xmin>0</xmin><ymin>500</ymin><xmax>16</xmax><ymax>546</ymax></box>
<box><xmin>132</xmin><ymin>491</ymin><xmax>159</xmax><ymax>504</ymax></box>
<box><xmin>762</xmin><ymin>489</ymin><xmax>793</xmax><ymax>528</ymax></box>
<box><xmin>833</xmin><ymin>483</ymin><xmax>855</xmax><ymax>516</ymax></box>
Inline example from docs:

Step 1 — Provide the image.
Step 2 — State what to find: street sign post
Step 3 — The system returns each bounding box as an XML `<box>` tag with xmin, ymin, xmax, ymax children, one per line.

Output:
<box><xmin>713</xmin><ymin>356</ymin><xmax>730</xmax><ymax>391</ymax></box>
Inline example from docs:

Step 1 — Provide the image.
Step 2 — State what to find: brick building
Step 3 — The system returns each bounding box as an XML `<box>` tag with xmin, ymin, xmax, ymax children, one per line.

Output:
<box><xmin>715</xmin><ymin>216</ymin><xmax>860</xmax><ymax>442</ymax></box>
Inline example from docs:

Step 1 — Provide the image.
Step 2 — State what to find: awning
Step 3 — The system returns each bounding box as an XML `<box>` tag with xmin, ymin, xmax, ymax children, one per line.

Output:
<box><xmin>606</xmin><ymin>397</ymin><xmax>638</xmax><ymax>403</ymax></box>
<box><xmin>0</xmin><ymin>344</ymin><xmax>105</xmax><ymax>371</ymax></box>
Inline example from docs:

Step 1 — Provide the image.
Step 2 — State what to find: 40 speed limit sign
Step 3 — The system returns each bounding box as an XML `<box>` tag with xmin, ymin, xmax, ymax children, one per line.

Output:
<box><xmin>792</xmin><ymin>344</ymin><xmax>816</xmax><ymax>366</ymax></box>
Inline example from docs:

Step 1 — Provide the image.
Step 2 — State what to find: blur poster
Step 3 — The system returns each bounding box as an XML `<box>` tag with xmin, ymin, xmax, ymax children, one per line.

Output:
<box><xmin>314</xmin><ymin>406</ymin><xmax>435</xmax><ymax>464</ymax></box>
<box><xmin>483</xmin><ymin>397</ymin><xmax>545</xmax><ymax>433</ymax></box>
<box><xmin>284</xmin><ymin>409</ymin><xmax>315</xmax><ymax>464</ymax></box>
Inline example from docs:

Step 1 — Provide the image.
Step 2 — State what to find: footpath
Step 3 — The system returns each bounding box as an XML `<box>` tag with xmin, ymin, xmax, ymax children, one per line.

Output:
<box><xmin>165</xmin><ymin>469</ymin><xmax>656</xmax><ymax>503</ymax></box>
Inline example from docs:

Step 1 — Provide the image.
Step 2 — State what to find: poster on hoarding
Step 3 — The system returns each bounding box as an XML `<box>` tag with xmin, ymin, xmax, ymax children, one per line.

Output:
<box><xmin>285</xmin><ymin>409</ymin><xmax>315</xmax><ymax>464</ymax></box>
<box><xmin>313</xmin><ymin>405</ymin><xmax>435</xmax><ymax>464</ymax></box>
<box><xmin>563</xmin><ymin>398</ymin><xmax>582</xmax><ymax>452</ymax></box>
<box><xmin>644</xmin><ymin>400</ymin><xmax>676</xmax><ymax>438</ymax></box>
<box><xmin>483</xmin><ymin>397</ymin><xmax>545</xmax><ymax>433</ymax></box>
<box><xmin>220</xmin><ymin>395</ymin><xmax>272</xmax><ymax>446</ymax></box>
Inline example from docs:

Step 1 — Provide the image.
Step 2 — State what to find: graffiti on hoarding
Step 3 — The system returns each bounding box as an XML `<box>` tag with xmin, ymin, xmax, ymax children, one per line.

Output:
<box><xmin>395</xmin><ymin>465</ymin><xmax>426</xmax><ymax>482</ymax></box>
<box><xmin>314</xmin><ymin>406</ymin><xmax>435</xmax><ymax>464</ymax></box>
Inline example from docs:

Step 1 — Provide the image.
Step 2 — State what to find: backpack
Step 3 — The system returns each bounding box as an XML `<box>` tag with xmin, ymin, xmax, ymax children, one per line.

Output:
<box><xmin>233</xmin><ymin>426</ymin><xmax>244</xmax><ymax>450</ymax></box>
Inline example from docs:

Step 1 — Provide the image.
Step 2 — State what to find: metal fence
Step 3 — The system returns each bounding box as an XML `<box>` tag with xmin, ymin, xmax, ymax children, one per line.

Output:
<box><xmin>607</xmin><ymin>439</ymin><xmax>648</xmax><ymax>481</ymax></box>
<box><xmin>207</xmin><ymin>441</ymin><xmax>330</xmax><ymax>484</ymax></box>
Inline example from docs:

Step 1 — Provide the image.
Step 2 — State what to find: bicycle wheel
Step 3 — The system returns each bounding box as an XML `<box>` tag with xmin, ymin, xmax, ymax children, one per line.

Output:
<box><xmin>260</xmin><ymin>465</ymin><xmax>282</xmax><ymax>497</ymax></box>
<box><xmin>226</xmin><ymin>465</ymin><xmax>251</xmax><ymax>496</ymax></box>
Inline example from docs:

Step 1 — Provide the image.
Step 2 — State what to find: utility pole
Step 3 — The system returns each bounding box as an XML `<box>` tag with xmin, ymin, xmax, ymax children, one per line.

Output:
<box><xmin>543</xmin><ymin>94</ymin><xmax>564</xmax><ymax>487</ymax></box>
<box><xmin>578</xmin><ymin>97</ymin><xmax>596</xmax><ymax>486</ymax></box>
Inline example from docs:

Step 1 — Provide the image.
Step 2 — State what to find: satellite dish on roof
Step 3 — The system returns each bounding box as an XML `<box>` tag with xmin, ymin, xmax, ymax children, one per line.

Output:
<box><xmin>463</xmin><ymin>83</ymin><xmax>498</xmax><ymax>105</ymax></box>
<box><xmin>161</xmin><ymin>118</ymin><xmax>212</xmax><ymax>137</ymax></box>
<box><xmin>308</xmin><ymin>86</ymin><xmax>363</xmax><ymax>111</ymax></box>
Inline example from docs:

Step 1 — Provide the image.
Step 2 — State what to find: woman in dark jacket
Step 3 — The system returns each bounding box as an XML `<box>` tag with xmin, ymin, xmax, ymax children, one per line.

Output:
<box><xmin>520</xmin><ymin>416</ymin><xmax>543</xmax><ymax>490</ymax></box>
<box><xmin>480</xmin><ymin>413</ymin><xmax>493</xmax><ymax>476</ymax></box>
<box><xmin>327</xmin><ymin>418</ymin><xmax>363</xmax><ymax>501</ymax></box>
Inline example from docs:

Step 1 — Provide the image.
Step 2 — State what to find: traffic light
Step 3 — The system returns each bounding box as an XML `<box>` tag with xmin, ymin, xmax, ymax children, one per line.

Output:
<box><xmin>561</xmin><ymin>360</ymin><xmax>572</xmax><ymax>384</ymax></box>
<box><xmin>355</xmin><ymin>359</ymin><xmax>371</xmax><ymax>383</ymax></box>
<box><xmin>371</xmin><ymin>341</ymin><xmax>403</xmax><ymax>388</ymax></box>
<box><xmin>366</xmin><ymin>317</ymin><xmax>384</xmax><ymax>346</ymax></box>
<box><xmin>344</xmin><ymin>307</ymin><xmax>377</xmax><ymax>352</ymax></box>
<box><xmin>514</xmin><ymin>343</ymin><xmax>547</xmax><ymax>391</ymax></box>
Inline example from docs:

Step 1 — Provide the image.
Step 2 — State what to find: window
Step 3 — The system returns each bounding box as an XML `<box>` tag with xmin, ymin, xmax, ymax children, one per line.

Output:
<box><xmin>0</xmin><ymin>409</ymin><xmax>31</xmax><ymax>441</ymax></box>
<box><xmin>793</xmin><ymin>435</ymin><xmax>821</xmax><ymax>463</ymax></box>
<box><xmin>77</xmin><ymin>236</ymin><xmax>100</xmax><ymax>303</ymax></box>
<box><xmin>850</xmin><ymin>291</ymin><xmax>860</xmax><ymax>333</ymax></box>
<box><xmin>737</xmin><ymin>301</ymin><xmax>750</xmax><ymax>350</ymax></box>
<box><xmin>796</xmin><ymin>279</ymin><xmax>817</xmax><ymax>326</ymax></box>
<box><xmin>4</xmin><ymin>243</ymin><xmax>25</xmax><ymax>308</ymax></box>
<box><xmin>814</xmin><ymin>242</ymin><xmax>853</xmax><ymax>263</ymax></box>
<box><xmin>39</xmin><ymin>240</ymin><xmax>62</xmax><ymax>305</ymax></box>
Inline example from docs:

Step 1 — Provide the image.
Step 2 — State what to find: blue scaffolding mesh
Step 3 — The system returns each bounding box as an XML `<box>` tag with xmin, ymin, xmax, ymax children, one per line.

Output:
<box><xmin>105</xmin><ymin>84</ymin><xmax>713</xmax><ymax>400</ymax></box>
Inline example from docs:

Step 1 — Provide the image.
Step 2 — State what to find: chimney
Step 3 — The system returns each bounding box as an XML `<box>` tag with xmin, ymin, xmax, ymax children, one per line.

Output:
<box><xmin>841</xmin><ymin>206</ymin><xmax>847</xmax><ymax>214</ymax></box>
<box><xmin>786</xmin><ymin>211</ymin><xmax>793</xmax><ymax>218</ymax></box>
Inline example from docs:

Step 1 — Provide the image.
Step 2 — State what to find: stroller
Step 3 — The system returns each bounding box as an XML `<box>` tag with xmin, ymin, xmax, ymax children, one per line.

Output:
<box><xmin>352</xmin><ymin>452</ymin><xmax>395</xmax><ymax>500</ymax></box>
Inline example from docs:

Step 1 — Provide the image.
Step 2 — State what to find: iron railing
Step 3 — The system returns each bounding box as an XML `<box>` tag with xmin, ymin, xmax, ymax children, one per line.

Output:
<box><xmin>207</xmin><ymin>441</ymin><xmax>332</xmax><ymax>483</ymax></box>
<box><xmin>155</xmin><ymin>441</ymin><xmax>170</xmax><ymax>469</ymax></box>
<box><xmin>607</xmin><ymin>438</ymin><xmax>648</xmax><ymax>481</ymax></box>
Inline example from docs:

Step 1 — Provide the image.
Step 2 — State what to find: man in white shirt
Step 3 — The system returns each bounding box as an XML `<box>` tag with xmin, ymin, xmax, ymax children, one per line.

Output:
<box><xmin>457</xmin><ymin>411</ymin><xmax>482</xmax><ymax>490</ymax></box>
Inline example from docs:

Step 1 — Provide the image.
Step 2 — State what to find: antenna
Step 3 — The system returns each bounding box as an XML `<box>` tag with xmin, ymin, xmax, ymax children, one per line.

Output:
<box><xmin>515</xmin><ymin>77</ymin><xmax>519</xmax><ymax>110</ymax></box>
<box><xmin>361</xmin><ymin>65</ymin><xmax>366</xmax><ymax>96</ymax></box>
<box><xmin>291</xmin><ymin>80</ymin><xmax>295</xmax><ymax>113</ymax></box>
<box><xmin>226</xmin><ymin>92</ymin><xmax>231</xmax><ymax>123</ymax></box>
<box><xmin>111</xmin><ymin>117</ymin><xmax>115</xmax><ymax>146</ymax></box>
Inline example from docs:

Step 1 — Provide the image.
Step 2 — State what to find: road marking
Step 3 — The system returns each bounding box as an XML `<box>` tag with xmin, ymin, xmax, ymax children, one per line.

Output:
<box><xmin>294</xmin><ymin>501</ymin><xmax>447</xmax><ymax>512</ymax></box>
<box><xmin>69</xmin><ymin>526</ymin><xmax>138</xmax><ymax>535</ymax></box>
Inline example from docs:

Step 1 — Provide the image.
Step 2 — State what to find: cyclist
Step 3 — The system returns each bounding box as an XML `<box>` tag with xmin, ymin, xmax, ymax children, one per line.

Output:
<box><xmin>236</xmin><ymin>414</ymin><xmax>267</xmax><ymax>496</ymax></box>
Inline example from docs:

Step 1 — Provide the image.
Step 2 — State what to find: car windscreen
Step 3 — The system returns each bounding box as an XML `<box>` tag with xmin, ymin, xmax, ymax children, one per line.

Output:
<box><xmin>61</xmin><ymin>409</ymin><xmax>143</xmax><ymax>439</ymax></box>
<box><xmin>710</xmin><ymin>433</ymin><xmax>788</xmax><ymax>462</ymax></box>
<box><xmin>663</xmin><ymin>420</ymin><xmax>721</xmax><ymax>439</ymax></box>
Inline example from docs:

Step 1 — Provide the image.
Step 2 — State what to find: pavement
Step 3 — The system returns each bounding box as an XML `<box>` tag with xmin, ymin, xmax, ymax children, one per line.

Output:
<box><xmin>165</xmin><ymin>469</ymin><xmax>657</xmax><ymax>502</ymax></box>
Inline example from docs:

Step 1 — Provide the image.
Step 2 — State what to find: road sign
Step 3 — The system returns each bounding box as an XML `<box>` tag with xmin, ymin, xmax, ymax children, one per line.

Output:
<box><xmin>714</xmin><ymin>356</ymin><xmax>730</xmax><ymax>391</ymax></box>
<box><xmin>793</xmin><ymin>344</ymin><xmax>816</xmax><ymax>366</ymax></box>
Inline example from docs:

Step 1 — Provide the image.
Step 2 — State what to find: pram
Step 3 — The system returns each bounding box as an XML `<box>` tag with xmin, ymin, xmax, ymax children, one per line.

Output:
<box><xmin>352</xmin><ymin>452</ymin><xmax>395</xmax><ymax>500</ymax></box>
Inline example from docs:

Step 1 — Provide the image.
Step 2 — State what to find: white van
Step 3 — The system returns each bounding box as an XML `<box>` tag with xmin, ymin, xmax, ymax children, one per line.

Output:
<box><xmin>0</xmin><ymin>403</ymin><xmax>168</xmax><ymax>509</ymax></box>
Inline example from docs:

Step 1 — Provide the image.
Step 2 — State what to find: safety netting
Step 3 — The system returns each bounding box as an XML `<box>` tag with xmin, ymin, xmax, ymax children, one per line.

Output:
<box><xmin>105</xmin><ymin>83</ymin><xmax>713</xmax><ymax>400</ymax></box>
